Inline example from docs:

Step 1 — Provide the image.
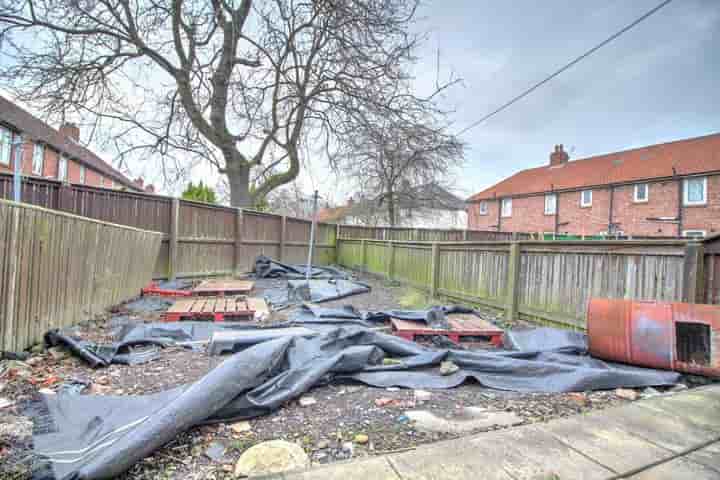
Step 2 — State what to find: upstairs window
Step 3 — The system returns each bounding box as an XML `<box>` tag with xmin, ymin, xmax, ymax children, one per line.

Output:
<box><xmin>0</xmin><ymin>127</ymin><xmax>11</xmax><ymax>166</ymax></box>
<box><xmin>684</xmin><ymin>177</ymin><xmax>707</xmax><ymax>206</ymax></box>
<box><xmin>58</xmin><ymin>155</ymin><xmax>68</xmax><ymax>181</ymax></box>
<box><xmin>79</xmin><ymin>165</ymin><xmax>86</xmax><ymax>184</ymax></box>
<box><xmin>501</xmin><ymin>198</ymin><xmax>512</xmax><ymax>217</ymax></box>
<box><xmin>32</xmin><ymin>143</ymin><xmax>45</xmax><ymax>175</ymax></box>
<box><xmin>633</xmin><ymin>183</ymin><xmax>648</xmax><ymax>203</ymax></box>
<box><xmin>478</xmin><ymin>201</ymin><xmax>488</xmax><ymax>215</ymax></box>
<box><xmin>544</xmin><ymin>193</ymin><xmax>557</xmax><ymax>215</ymax></box>
<box><xmin>580</xmin><ymin>190</ymin><xmax>592</xmax><ymax>207</ymax></box>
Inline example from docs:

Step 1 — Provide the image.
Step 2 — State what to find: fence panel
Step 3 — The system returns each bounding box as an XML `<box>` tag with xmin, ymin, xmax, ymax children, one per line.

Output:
<box><xmin>0</xmin><ymin>199</ymin><xmax>162</xmax><ymax>352</ymax></box>
<box><xmin>438</xmin><ymin>245</ymin><xmax>509</xmax><ymax>306</ymax></box>
<box><xmin>393</xmin><ymin>242</ymin><xmax>433</xmax><ymax>288</ymax></box>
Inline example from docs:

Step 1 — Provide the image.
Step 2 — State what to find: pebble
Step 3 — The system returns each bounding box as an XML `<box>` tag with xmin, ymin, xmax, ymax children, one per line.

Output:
<box><xmin>48</xmin><ymin>346</ymin><xmax>70</xmax><ymax>361</ymax></box>
<box><xmin>440</xmin><ymin>360</ymin><xmax>460</xmax><ymax>376</ymax></box>
<box><xmin>231</xmin><ymin>421</ymin><xmax>252</xmax><ymax>433</ymax></box>
<box><xmin>354</xmin><ymin>434</ymin><xmax>369</xmax><ymax>444</ymax></box>
<box><xmin>414</xmin><ymin>390</ymin><xmax>432</xmax><ymax>401</ymax></box>
<box><xmin>614</xmin><ymin>388</ymin><xmax>639</xmax><ymax>401</ymax></box>
<box><xmin>299</xmin><ymin>396</ymin><xmax>317</xmax><ymax>407</ymax></box>
<box><xmin>342</xmin><ymin>441</ymin><xmax>354</xmax><ymax>456</ymax></box>
<box><xmin>382</xmin><ymin>358</ymin><xmax>403</xmax><ymax>366</ymax></box>
<box><xmin>234</xmin><ymin>440</ymin><xmax>310</xmax><ymax>477</ymax></box>
<box><xmin>0</xmin><ymin>397</ymin><xmax>15</xmax><ymax>409</ymax></box>
<box><xmin>316</xmin><ymin>440</ymin><xmax>329</xmax><ymax>450</ymax></box>
<box><xmin>204</xmin><ymin>441</ymin><xmax>227</xmax><ymax>462</ymax></box>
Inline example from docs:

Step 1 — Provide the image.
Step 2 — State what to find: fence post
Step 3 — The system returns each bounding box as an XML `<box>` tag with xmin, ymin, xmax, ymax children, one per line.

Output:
<box><xmin>505</xmin><ymin>242</ymin><xmax>521</xmax><ymax>322</ymax></box>
<box><xmin>430</xmin><ymin>242</ymin><xmax>440</xmax><ymax>298</ymax></box>
<box><xmin>682</xmin><ymin>242</ymin><xmax>705</xmax><ymax>303</ymax></box>
<box><xmin>3</xmin><ymin>206</ymin><xmax>20</xmax><ymax>351</ymax></box>
<box><xmin>462</xmin><ymin>229</ymin><xmax>469</xmax><ymax>241</ymax></box>
<box><xmin>388</xmin><ymin>241</ymin><xmax>396</xmax><ymax>280</ymax></box>
<box><xmin>361</xmin><ymin>239</ymin><xmax>367</xmax><ymax>271</ymax></box>
<box><xmin>168</xmin><ymin>198</ymin><xmax>180</xmax><ymax>280</ymax></box>
<box><xmin>234</xmin><ymin>209</ymin><xmax>243</xmax><ymax>277</ymax></box>
<box><xmin>279</xmin><ymin>215</ymin><xmax>287</xmax><ymax>262</ymax></box>
<box><xmin>57</xmin><ymin>183</ymin><xmax>73</xmax><ymax>212</ymax></box>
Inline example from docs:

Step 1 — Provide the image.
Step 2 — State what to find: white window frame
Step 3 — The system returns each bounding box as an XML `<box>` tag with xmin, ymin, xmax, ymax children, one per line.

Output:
<box><xmin>682</xmin><ymin>230</ymin><xmax>706</xmax><ymax>238</ymax></box>
<box><xmin>501</xmin><ymin>198</ymin><xmax>512</xmax><ymax>217</ymax></box>
<box><xmin>633</xmin><ymin>183</ymin><xmax>648</xmax><ymax>203</ymax></box>
<box><xmin>580</xmin><ymin>190</ymin><xmax>592</xmax><ymax>208</ymax></box>
<box><xmin>79</xmin><ymin>165</ymin><xmax>86</xmax><ymax>184</ymax></box>
<box><xmin>683</xmin><ymin>177</ymin><xmax>707</xmax><ymax>206</ymax></box>
<box><xmin>544</xmin><ymin>193</ymin><xmax>557</xmax><ymax>215</ymax></box>
<box><xmin>478</xmin><ymin>201</ymin><xmax>488</xmax><ymax>215</ymax></box>
<box><xmin>58</xmin><ymin>155</ymin><xmax>68</xmax><ymax>181</ymax></box>
<box><xmin>0</xmin><ymin>127</ymin><xmax>11</xmax><ymax>166</ymax></box>
<box><xmin>32</xmin><ymin>143</ymin><xmax>44</xmax><ymax>175</ymax></box>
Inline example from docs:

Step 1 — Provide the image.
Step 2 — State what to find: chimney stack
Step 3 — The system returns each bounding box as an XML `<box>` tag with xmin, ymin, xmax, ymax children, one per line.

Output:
<box><xmin>134</xmin><ymin>177</ymin><xmax>144</xmax><ymax>188</ymax></box>
<box><xmin>59</xmin><ymin>122</ymin><xmax>80</xmax><ymax>141</ymax></box>
<box><xmin>549</xmin><ymin>144</ymin><xmax>569</xmax><ymax>166</ymax></box>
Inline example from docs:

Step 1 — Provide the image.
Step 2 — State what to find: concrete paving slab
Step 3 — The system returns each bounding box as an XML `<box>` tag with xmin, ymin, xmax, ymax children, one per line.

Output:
<box><xmin>387</xmin><ymin>438</ymin><xmax>515</xmax><ymax>480</ymax></box>
<box><xmin>687</xmin><ymin>441</ymin><xmax>720</xmax><ymax>472</ymax></box>
<box><xmin>538</xmin><ymin>414</ymin><xmax>674</xmax><ymax>473</ymax></box>
<box><xmin>635</xmin><ymin>391</ymin><xmax>720</xmax><ymax>431</ymax></box>
<box><xmin>283</xmin><ymin>456</ymin><xmax>401</xmax><ymax>480</ymax></box>
<box><xmin>593</xmin><ymin>402</ymin><xmax>719</xmax><ymax>452</ymax></box>
<box><xmin>626</xmin><ymin>456</ymin><xmax>720</xmax><ymax>480</ymax></box>
<box><xmin>467</xmin><ymin>424</ymin><xmax>614</xmax><ymax>480</ymax></box>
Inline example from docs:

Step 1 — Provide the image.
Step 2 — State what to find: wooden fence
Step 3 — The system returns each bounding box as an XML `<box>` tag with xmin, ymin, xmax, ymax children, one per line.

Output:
<box><xmin>0</xmin><ymin>199</ymin><xmax>162</xmax><ymax>352</ymax></box>
<box><xmin>337</xmin><ymin>225</ymin><xmax>530</xmax><ymax>241</ymax></box>
<box><xmin>337</xmin><ymin>238</ymin><xmax>705</xmax><ymax>329</ymax></box>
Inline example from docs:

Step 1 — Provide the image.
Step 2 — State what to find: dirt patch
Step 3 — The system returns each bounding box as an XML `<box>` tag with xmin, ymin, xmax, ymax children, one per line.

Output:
<box><xmin>0</xmin><ymin>273</ymin><xmax>708</xmax><ymax>480</ymax></box>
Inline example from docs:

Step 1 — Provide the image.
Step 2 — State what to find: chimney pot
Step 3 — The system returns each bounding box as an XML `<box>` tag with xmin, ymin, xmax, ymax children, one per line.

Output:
<box><xmin>549</xmin><ymin>144</ymin><xmax>569</xmax><ymax>166</ymax></box>
<box><xmin>59</xmin><ymin>122</ymin><xmax>80</xmax><ymax>141</ymax></box>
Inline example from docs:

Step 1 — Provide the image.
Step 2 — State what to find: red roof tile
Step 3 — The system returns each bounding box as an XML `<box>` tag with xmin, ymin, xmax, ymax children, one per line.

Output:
<box><xmin>468</xmin><ymin>132</ymin><xmax>720</xmax><ymax>201</ymax></box>
<box><xmin>0</xmin><ymin>95</ymin><xmax>139</xmax><ymax>190</ymax></box>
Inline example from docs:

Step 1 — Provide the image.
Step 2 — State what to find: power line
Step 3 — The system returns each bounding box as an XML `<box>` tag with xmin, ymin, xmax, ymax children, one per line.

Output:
<box><xmin>457</xmin><ymin>0</ymin><xmax>673</xmax><ymax>136</ymax></box>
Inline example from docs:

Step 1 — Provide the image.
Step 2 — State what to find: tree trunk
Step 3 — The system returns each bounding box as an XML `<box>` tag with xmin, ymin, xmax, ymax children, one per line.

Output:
<box><xmin>387</xmin><ymin>191</ymin><xmax>396</xmax><ymax>227</ymax></box>
<box><xmin>227</xmin><ymin>164</ymin><xmax>252</xmax><ymax>208</ymax></box>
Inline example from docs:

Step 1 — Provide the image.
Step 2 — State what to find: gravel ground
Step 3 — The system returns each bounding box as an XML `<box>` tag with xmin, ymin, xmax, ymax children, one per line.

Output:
<box><xmin>0</xmin><ymin>272</ymin><xmax>712</xmax><ymax>480</ymax></box>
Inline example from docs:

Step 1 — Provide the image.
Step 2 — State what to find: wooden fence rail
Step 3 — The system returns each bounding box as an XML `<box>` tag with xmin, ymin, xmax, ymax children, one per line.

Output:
<box><xmin>0</xmin><ymin>199</ymin><xmax>162</xmax><ymax>352</ymax></box>
<box><xmin>337</xmin><ymin>238</ymin><xmax>704</xmax><ymax>329</ymax></box>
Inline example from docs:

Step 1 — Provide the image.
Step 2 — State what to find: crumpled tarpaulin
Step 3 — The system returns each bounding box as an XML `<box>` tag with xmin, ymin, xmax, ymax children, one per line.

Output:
<box><xmin>44</xmin><ymin>329</ymin><xmax>165</xmax><ymax>368</ymax></box>
<box><xmin>265</xmin><ymin>278</ymin><xmax>371</xmax><ymax>308</ymax></box>
<box><xmin>252</xmin><ymin>255</ymin><xmax>348</xmax><ymax>279</ymax></box>
<box><xmin>31</xmin><ymin>326</ymin><xmax>680</xmax><ymax>479</ymax></box>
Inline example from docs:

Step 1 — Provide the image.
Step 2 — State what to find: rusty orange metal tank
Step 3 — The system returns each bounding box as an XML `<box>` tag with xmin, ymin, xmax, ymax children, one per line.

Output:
<box><xmin>587</xmin><ymin>298</ymin><xmax>720</xmax><ymax>378</ymax></box>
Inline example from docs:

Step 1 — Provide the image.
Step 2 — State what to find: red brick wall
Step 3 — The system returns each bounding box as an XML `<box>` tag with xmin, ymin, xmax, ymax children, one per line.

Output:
<box><xmin>611</xmin><ymin>181</ymin><xmax>679</xmax><ymax>237</ymax></box>
<box><xmin>85</xmin><ymin>168</ymin><xmax>102</xmax><ymax>187</ymax></box>
<box><xmin>468</xmin><ymin>174</ymin><xmax>720</xmax><ymax>237</ymax></box>
<box><xmin>682</xmin><ymin>175</ymin><xmax>720</xmax><ymax>236</ymax></box>
<box><xmin>67</xmin><ymin>159</ymin><xmax>82</xmax><ymax>183</ymax></box>
<box><xmin>557</xmin><ymin>188</ymin><xmax>611</xmax><ymax>235</ymax></box>
<box><xmin>42</xmin><ymin>148</ymin><xmax>58</xmax><ymax>179</ymax></box>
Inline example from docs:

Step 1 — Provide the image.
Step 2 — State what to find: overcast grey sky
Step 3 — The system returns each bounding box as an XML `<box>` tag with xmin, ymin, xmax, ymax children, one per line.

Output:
<box><xmin>404</xmin><ymin>0</ymin><xmax>719</xmax><ymax>200</ymax></box>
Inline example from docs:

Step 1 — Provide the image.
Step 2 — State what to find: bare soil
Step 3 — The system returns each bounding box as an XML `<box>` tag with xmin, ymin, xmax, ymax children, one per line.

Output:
<box><xmin>0</xmin><ymin>273</ymin><xmax>707</xmax><ymax>480</ymax></box>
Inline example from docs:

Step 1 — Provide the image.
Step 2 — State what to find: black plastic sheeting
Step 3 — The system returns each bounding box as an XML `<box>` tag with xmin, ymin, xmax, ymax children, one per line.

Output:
<box><xmin>253</xmin><ymin>255</ymin><xmax>348</xmax><ymax>279</ymax></box>
<box><xmin>31</xmin><ymin>326</ymin><xmax>680</xmax><ymax>479</ymax></box>
<box><xmin>44</xmin><ymin>330</ymin><xmax>164</xmax><ymax>368</ymax></box>
<box><xmin>265</xmin><ymin>279</ymin><xmax>372</xmax><ymax>308</ymax></box>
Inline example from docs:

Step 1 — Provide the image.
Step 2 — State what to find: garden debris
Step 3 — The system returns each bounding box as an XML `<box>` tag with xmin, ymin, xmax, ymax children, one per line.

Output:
<box><xmin>47</xmin><ymin>346</ymin><xmax>70</xmax><ymax>361</ymax></box>
<box><xmin>404</xmin><ymin>408</ymin><xmax>523</xmax><ymax>434</ymax></box>
<box><xmin>614</xmin><ymin>388</ymin><xmax>639</xmax><ymax>400</ymax></box>
<box><xmin>353</xmin><ymin>433</ymin><xmax>369</xmax><ymax>444</ymax></box>
<box><xmin>29</xmin><ymin>326</ymin><xmax>681</xmax><ymax>479</ymax></box>
<box><xmin>414</xmin><ymin>390</ymin><xmax>432</xmax><ymax>401</ymax></box>
<box><xmin>0</xmin><ymin>360</ymin><xmax>32</xmax><ymax>379</ymax></box>
<box><xmin>45</xmin><ymin>329</ymin><xmax>163</xmax><ymax>368</ymax></box>
<box><xmin>204</xmin><ymin>441</ymin><xmax>227</xmax><ymax>462</ymax></box>
<box><xmin>253</xmin><ymin>255</ymin><xmax>349</xmax><ymax>280</ymax></box>
<box><xmin>208</xmin><ymin>327</ymin><xmax>317</xmax><ymax>356</ymax></box>
<box><xmin>233</xmin><ymin>440</ymin><xmax>310</xmax><ymax>477</ymax></box>
<box><xmin>298</xmin><ymin>396</ymin><xmax>317</xmax><ymax>407</ymax></box>
<box><xmin>231</xmin><ymin>421</ymin><xmax>252</xmax><ymax>433</ymax></box>
<box><xmin>440</xmin><ymin>360</ymin><xmax>460</xmax><ymax>376</ymax></box>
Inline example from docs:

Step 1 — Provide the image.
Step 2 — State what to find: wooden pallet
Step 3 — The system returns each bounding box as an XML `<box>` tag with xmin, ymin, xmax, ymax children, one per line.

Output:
<box><xmin>192</xmin><ymin>279</ymin><xmax>254</xmax><ymax>296</ymax></box>
<box><xmin>391</xmin><ymin>313</ymin><xmax>504</xmax><ymax>346</ymax></box>
<box><xmin>162</xmin><ymin>296</ymin><xmax>267</xmax><ymax>322</ymax></box>
<box><xmin>142</xmin><ymin>282</ymin><xmax>192</xmax><ymax>297</ymax></box>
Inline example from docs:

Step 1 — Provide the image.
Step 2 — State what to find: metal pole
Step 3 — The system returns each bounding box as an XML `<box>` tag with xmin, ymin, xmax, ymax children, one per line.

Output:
<box><xmin>12</xmin><ymin>135</ymin><xmax>23</xmax><ymax>202</ymax></box>
<box><xmin>306</xmin><ymin>190</ymin><xmax>319</xmax><ymax>281</ymax></box>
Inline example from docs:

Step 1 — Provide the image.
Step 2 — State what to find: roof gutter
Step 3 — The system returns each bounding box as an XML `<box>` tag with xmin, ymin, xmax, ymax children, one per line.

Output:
<box><xmin>465</xmin><ymin>170</ymin><xmax>720</xmax><ymax>203</ymax></box>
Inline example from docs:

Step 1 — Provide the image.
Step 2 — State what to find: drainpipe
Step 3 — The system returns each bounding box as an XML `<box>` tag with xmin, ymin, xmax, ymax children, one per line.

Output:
<box><xmin>607</xmin><ymin>184</ymin><xmax>614</xmax><ymax>235</ymax></box>
<box><xmin>12</xmin><ymin>134</ymin><xmax>24</xmax><ymax>202</ymax></box>
<box><xmin>554</xmin><ymin>190</ymin><xmax>559</xmax><ymax>235</ymax></box>
<box><xmin>675</xmin><ymin>168</ymin><xmax>683</xmax><ymax>237</ymax></box>
<box><xmin>496</xmin><ymin>197</ymin><xmax>502</xmax><ymax>232</ymax></box>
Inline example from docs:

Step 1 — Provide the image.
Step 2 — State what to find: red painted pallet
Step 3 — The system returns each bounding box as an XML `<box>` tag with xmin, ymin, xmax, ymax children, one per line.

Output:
<box><xmin>162</xmin><ymin>296</ymin><xmax>268</xmax><ymax>322</ymax></box>
<box><xmin>142</xmin><ymin>282</ymin><xmax>192</xmax><ymax>297</ymax></box>
<box><xmin>391</xmin><ymin>313</ymin><xmax>504</xmax><ymax>346</ymax></box>
<box><xmin>192</xmin><ymin>279</ymin><xmax>254</xmax><ymax>297</ymax></box>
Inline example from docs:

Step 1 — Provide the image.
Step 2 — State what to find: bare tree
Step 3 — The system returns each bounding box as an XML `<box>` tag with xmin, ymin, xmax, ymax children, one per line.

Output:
<box><xmin>0</xmin><ymin>0</ymin><xmax>449</xmax><ymax>207</ymax></box>
<box><xmin>332</xmin><ymin>104</ymin><xmax>464</xmax><ymax>226</ymax></box>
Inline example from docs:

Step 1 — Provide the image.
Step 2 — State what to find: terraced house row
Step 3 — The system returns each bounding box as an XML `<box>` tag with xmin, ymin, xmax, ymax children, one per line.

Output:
<box><xmin>0</xmin><ymin>95</ymin><xmax>148</xmax><ymax>192</ymax></box>
<box><xmin>467</xmin><ymin>133</ymin><xmax>720</xmax><ymax>238</ymax></box>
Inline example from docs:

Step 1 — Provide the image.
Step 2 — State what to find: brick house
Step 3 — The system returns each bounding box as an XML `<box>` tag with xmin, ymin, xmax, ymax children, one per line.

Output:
<box><xmin>0</xmin><ymin>95</ymin><xmax>144</xmax><ymax>191</ymax></box>
<box><xmin>467</xmin><ymin>133</ymin><xmax>720</xmax><ymax>238</ymax></box>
